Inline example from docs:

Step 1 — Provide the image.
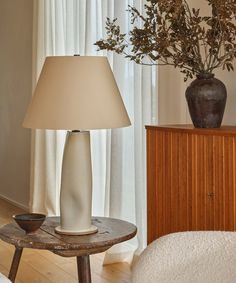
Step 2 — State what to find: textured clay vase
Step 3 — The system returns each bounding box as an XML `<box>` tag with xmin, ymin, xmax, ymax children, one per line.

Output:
<box><xmin>185</xmin><ymin>73</ymin><xmax>227</xmax><ymax>128</ymax></box>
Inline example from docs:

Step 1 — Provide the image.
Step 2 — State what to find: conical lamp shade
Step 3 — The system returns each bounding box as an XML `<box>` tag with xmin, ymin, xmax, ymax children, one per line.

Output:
<box><xmin>23</xmin><ymin>56</ymin><xmax>131</xmax><ymax>130</ymax></box>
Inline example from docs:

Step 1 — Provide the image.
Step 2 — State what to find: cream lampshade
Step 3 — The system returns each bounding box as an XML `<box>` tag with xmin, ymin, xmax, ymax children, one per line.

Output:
<box><xmin>23</xmin><ymin>56</ymin><xmax>131</xmax><ymax>235</ymax></box>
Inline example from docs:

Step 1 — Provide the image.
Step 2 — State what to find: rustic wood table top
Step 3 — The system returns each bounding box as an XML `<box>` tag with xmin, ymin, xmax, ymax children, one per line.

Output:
<box><xmin>0</xmin><ymin>216</ymin><xmax>137</xmax><ymax>283</ymax></box>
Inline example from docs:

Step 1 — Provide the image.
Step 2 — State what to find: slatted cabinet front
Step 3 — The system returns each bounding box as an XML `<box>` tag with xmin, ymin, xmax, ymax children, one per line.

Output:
<box><xmin>146</xmin><ymin>125</ymin><xmax>236</xmax><ymax>244</ymax></box>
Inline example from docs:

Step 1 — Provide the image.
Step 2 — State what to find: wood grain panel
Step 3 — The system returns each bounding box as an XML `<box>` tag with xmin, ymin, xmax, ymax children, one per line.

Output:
<box><xmin>205</xmin><ymin>135</ymin><xmax>214</xmax><ymax>230</ymax></box>
<box><xmin>177</xmin><ymin>133</ymin><xmax>188</xmax><ymax>232</ymax></box>
<box><xmin>213</xmin><ymin>136</ymin><xmax>224</xmax><ymax>230</ymax></box>
<box><xmin>165</xmin><ymin>131</ymin><xmax>172</xmax><ymax>234</ymax></box>
<box><xmin>170</xmin><ymin>131</ymin><xmax>179</xmax><ymax>234</ymax></box>
<box><xmin>196</xmin><ymin>134</ymin><xmax>206</xmax><ymax>230</ymax></box>
<box><xmin>146</xmin><ymin>125</ymin><xmax>236</xmax><ymax>244</ymax></box>
<box><xmin>146</xmin><ymin>129</ymin><xmax>157</xmax><ymax>242</ymax></box>
<box><xmin>156</xmin><ymin>131</ymin><xmax>164</xmax><ymax>238</ymax></box>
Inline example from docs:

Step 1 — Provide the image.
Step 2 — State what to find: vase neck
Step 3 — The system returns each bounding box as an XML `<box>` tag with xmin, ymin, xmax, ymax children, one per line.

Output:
<box><xmin>197</xmin><ymin>73</ymin><xmax>214</xmax><ymax>79</ymax></box>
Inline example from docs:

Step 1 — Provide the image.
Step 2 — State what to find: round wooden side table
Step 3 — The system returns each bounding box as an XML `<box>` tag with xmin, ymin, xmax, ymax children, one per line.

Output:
<box><xmin>0</xmin><ymin>217</ymin><xmax>137</xmax><ymax>283</ymax></box>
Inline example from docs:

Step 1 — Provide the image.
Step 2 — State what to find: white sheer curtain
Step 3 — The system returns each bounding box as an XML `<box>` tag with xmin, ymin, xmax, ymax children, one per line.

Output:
<box><xmin>31</xmin><ymin>0</ymin><xmax>157</xmax><ymax>262</ymax></box>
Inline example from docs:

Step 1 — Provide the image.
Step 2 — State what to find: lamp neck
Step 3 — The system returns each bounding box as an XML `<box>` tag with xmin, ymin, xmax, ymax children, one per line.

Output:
<box><xmin>70</xmin><ymin>130</ymin><xmax>90</xmax><ymax>134</ymax></box>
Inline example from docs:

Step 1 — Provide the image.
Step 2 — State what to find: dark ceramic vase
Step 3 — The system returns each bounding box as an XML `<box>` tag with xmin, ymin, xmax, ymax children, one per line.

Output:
<box><xmin>185</xmin><ymin>73</ymin><xmax>227</xmax><ymax>128</ymax></box>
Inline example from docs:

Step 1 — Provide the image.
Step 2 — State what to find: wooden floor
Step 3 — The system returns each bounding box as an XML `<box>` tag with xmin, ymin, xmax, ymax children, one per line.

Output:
<box><xmin>0</xmin><ymin>199</ymin><xmax>131</xmax><ymax>283</ymax></box>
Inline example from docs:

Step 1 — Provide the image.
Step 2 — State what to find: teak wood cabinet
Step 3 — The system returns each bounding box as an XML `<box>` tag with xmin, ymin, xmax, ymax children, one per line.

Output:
<box><xmin>146</xmin><ymin>125</ymin><xmax>236</xmax><ymax>244</ymax></box>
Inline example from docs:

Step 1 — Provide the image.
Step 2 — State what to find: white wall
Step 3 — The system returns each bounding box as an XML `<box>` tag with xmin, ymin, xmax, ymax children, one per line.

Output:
<box><xmin>0</xmin><ymin>0</ymin><xmax>33</xmax><ymax>209</ymax></box>
<box><xmin>158</xmin><ymin>66</ymin><xmax>189</xmax><ymax>124</ymax></box>
<box><xmin>158</xmin><ymin>0</ymin><xmax>236</xmax><ymax>125</ymax></box>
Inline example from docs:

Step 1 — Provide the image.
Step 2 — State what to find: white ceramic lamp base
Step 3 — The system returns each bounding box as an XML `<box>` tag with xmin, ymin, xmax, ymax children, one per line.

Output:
<box><xmin>55</xmin><ymin>131</ymin><xmax>98</xmax><ymax>235</ymax></box>
<box><xmin>55</xmin><ymin>225</ymin><xmax>98</xmax><ymax>235</ymax></box>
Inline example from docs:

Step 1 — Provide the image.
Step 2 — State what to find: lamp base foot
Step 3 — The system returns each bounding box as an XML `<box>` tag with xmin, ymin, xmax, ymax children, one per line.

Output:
<box><xmin>55</xmin><ymin>225</ymin><xmax>98</xmax><ymax>235</ymax></box>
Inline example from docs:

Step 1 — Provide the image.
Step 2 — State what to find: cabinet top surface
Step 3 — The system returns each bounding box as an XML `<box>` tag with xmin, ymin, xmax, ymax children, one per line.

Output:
<box><xmin>145</xmin><ymin>124</ymin><xmax>236</xmax><ymax>136</ymax></box>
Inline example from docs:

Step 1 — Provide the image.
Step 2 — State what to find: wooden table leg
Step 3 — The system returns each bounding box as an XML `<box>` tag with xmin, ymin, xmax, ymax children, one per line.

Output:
<box><xmin>8</xmin><ymin>247</ymin><xmax>23</xmax><ymax>283</ymax></box>
<box><xmin>77</xmin><ymin>255</ymin><xmax>91</xmax><ymax>283</ymax></box>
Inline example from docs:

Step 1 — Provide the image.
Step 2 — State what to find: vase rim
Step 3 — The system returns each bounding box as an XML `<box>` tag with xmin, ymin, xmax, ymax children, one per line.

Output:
<box><xmin>197</xmin><ymin>73</ymin><xmax>215</xmax><ymax>79</ymax></box>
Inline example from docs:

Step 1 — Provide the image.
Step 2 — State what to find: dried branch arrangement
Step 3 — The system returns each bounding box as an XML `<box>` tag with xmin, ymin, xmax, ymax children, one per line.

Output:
<box><xmin>95</xmin><ymin>0</ymin><xmax>236</xmax><ymax>81</ymax></box>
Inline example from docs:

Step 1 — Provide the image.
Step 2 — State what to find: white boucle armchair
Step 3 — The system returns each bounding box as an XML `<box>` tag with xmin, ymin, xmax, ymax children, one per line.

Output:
<box><xmin>0</xmin><ymin>273</ymin><xmax>11</xmax><ymax>283</ymax></box>
<box><xmin>132</xmin><ymin>231</ymin><xmax>236</xmax><ymax>283</ymax></box>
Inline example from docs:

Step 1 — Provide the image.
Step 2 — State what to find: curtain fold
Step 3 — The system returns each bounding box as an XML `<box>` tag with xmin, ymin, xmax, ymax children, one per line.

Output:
<box><xmin>31</xmin><ymin>0</ymin><xmax>157</xmax><ymax>262</ymax></box>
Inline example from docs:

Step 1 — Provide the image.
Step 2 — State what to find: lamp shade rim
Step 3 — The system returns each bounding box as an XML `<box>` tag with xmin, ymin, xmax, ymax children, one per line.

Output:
<box><xmin>22</xmin><ymin>121</ymin><xmax>132</xmax><ymax>131</ymax></box>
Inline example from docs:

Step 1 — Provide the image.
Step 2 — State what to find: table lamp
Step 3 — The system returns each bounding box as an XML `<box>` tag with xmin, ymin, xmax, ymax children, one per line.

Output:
<box><xmin>23</xmin><ymin>56</ymin><xmax>131</xmax><ymax>235</ymax></box>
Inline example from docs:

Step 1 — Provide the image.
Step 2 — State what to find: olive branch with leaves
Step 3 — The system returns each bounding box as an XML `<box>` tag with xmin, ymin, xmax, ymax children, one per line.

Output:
<box><xmin>95</xmin><ymin>0</ymin><xmax>236</xmax><ymax>81</ymax></box>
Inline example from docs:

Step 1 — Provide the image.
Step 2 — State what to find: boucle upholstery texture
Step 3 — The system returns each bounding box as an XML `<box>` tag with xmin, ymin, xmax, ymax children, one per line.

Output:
<box><xmin>132</xmin><ymin>231</ymin><xmax>236</xmax><ymax>283</ymax></box>
<box><xmin>0</xmin><ymin>273</ymin><xmax>11</xmax><ymax>283</ymax></box>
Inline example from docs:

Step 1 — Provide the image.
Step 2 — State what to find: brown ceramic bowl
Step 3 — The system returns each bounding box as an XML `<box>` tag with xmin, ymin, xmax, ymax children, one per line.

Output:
<box><xmin>13</xmin><ymin>213</ymin><xmax>46</xmax><ymax>234</ymax></box>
